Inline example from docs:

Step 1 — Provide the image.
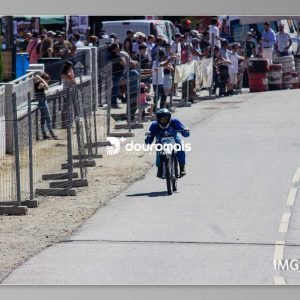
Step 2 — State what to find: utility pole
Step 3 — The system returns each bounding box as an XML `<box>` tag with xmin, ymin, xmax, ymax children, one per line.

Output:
<box><xmin>3</xmin><ymin>16</ymin><xmax>16</xmax><ymax>80</ymax></box>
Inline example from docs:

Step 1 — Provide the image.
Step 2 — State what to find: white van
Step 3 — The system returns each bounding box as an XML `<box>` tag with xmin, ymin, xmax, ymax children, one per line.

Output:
<box><xmin>102</xmin><ymin>19</ymin><xmax>177</xmax><ymax>44</ymax></box>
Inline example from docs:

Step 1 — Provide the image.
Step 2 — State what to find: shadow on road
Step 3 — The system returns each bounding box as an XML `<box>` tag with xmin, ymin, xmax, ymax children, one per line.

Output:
<box><xmin>126</xmin><ymin>191</ymin><xmax>167</xmax><ymax>197</ymax></box>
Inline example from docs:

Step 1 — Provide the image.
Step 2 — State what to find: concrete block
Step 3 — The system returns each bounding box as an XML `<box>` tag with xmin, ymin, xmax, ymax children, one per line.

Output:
<box><xmin>49</xmin><ymin>179</ymin><xmax>88</xmax><ymax>188</ymax></box>
<box><xmin>61</xmin><ymin>160</ymin><xmax>96</xmax><ymax>169</ymax></box>
<box><xmin>85</xmin><ymin>142</ymin><xmax>111</xmax><ymax>148</ymax></box>
<box><xmin>21</xmin><ymin>200</ymin><xmax>39</xmax><ymax>208</ymax></box>
<box><xmin>198</xmin><ymin>95</ymin><xmax>217</xmax><ymax>101</ymax></box>
<box><xmin>35</xmin><ymin>189</ymin><xmax>77</xmax><ymax>196</ymax></box>
<box><xmin>72</xmin><ymin>154</ymin><xmax>103</xmax><ymax>159</ymax></box>
<box><xmin>42</xmin><ymin>172</ymin><xmax>79</xmax><ymax>181</ymax></box>
<box><xmin>110</xmin><ymin>113</ymin><xmax>128</xmax><ymax>121</ymax></box>
<box><xmin>0</xmin><ymin>206</ymin><xmax>28</xmax><ymax>216</ymax></box>
<box><xmin>109</xmin><ymin>132</ymin><xmax>135</xmax><ymax>138</ymax></box>
<box><xmin>114</xmin><ymin>123</ymin><xmax>144</xmax><ymax>130</ymax></box>
<box><xmin>173</xmin><ymin>101</ymin><xmax>192</xmax><ymax>108</ymax></box>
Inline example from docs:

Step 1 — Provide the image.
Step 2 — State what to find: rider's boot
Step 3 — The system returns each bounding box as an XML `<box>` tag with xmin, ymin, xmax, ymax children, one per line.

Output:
<box><xmin>179</xmin><ymin>163</ymin><xmax>186</xmax><ymax>177</ymax></box>
<box><xmin>157</xmin><ymin>166</ymin><xmax>163</xmax><ymax>178</ymax></box>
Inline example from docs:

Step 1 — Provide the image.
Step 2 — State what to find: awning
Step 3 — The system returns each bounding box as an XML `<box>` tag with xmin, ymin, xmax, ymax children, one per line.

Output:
<box><xmin>40</xmin><ymin>16</ymin><xmax>65</xmax><ymax>25</ymax></box>
<box><xmin>14</xmin><ymin>15</ymin><xmax>65</xmax><ymax>25</ymax></box>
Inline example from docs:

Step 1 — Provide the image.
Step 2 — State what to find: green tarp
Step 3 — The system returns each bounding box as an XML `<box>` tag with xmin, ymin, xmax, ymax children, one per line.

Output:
<box><xmin>14</xmin><ymin>15</ymin><xmax>65</xmax><ymax>25</ymax></box>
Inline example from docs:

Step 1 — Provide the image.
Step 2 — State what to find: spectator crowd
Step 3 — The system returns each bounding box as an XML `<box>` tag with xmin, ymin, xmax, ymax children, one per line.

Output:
<box><xmin>104</xmin><ymin>17</ymin><xmax>296</xmax><ymax>124</ymax></box>
<box><xmin>25</xmin><ymin>17</ymin><xmax>296</xmax><ymax>124</ymax></box>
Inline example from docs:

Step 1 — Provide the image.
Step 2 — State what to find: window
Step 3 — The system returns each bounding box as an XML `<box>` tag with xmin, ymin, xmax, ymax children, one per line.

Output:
<box><xmin>287</xmin><ymin>20</ymin><xmax>295</xmax><ymax>33</ymax></box>
<box><xmin>156</xmin><ymin>23</ymin><xmax>168</xmax><ymax>41</ymax></box>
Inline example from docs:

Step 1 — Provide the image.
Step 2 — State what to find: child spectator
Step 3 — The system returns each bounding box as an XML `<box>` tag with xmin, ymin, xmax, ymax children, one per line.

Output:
<box><xmin>228</xmin><ymin>43</ymin><xmax>245</xmax><ymax>95</ymax></box>
<box><xmin>137</xmin><ymin>83</ymin><xmax>154</xmax><ymax>123</ymax></box>
<box><xmin>61</xmin><ymin>61</ymin><xmax>76</xmax><ymax>128</ymax></box>
<box><xmin>212</xmin><ymin>46</ymin><xmax>221</xmax><ymax>96</ymax></box>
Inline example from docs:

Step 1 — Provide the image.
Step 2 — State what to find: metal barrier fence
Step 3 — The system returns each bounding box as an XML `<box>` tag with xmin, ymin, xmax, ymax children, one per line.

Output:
<box><xmin>0</xmin><ymin>86</ymin><xmax>5</xmax><ymax>157</ymax></box>
<box><xmin>0</xmin><ymin>51</ymin><xmax>113</xmax><ymax>212</ymax></box>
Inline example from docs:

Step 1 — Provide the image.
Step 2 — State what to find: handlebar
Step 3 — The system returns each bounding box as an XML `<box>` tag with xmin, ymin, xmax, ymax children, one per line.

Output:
<box><xmin>145</xmin><ymin>128</ymin><xmax>190</xmax><ymax>137</ymax></box>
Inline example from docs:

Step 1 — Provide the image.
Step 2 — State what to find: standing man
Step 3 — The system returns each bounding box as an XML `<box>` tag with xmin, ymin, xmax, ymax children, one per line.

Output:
<box><xmin>261</xmin><ymin>22</ymin><xmax>276</xmax><ymax>63</ymax></box>
<box><xmin>124</xmin><ymin>30</ymin><xmax>134</xmax><ymax>57</ymax></box>
<box><xmin>132</xmin><ymin>32</ymin><xmax>146</xmax><ymax>59</ymax></box>
<box><xmin>245</xmin><ymin>32</ymin><xmax>256</xmax><ymax>58</ymax></box>
<box><xmin>171</xmin><ymin>33</ymin><xmax>183</xmax><ymax>96</ymax></box>
<box><xmin>275</xmin><ymin>22</ymin><xmax>292</xmax><ymax>57</ymax></box>
<box><xmin>72</xmin><ymin>33</ymin><xmax>84</xmax><ymax>48</ymax></box>
<box><xmin>209</xmin><ymin>18</ymin><xmax>223</xmax><ymax>48</ymax></box>
<box><xmin>26</xmin><ymin>32</ymin><xmax>41</xmax><ymax>64</ymax></box>
<box><xmin>219</xmin><ymin>40</ymin><xmax>231</xmax><ymax>97</ymax></box>
<box><xmin>53</xmin><ymin>33</ymin><xmax>73</xmax><ymax>59</ymax></box>
<box><xmin>108</xmin><ymin>43</ymin><xmax>126</xmax><ymax>109</ymax></box>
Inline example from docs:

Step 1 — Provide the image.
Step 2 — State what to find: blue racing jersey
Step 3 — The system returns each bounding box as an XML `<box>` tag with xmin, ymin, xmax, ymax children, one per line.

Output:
<box><xmin>145</xmin><ymin>118</ymin><xmax>190</xmax><ymax>145</ymax></box>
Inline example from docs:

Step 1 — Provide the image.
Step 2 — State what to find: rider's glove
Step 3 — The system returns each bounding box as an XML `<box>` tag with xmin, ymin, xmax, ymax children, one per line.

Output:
<box><xmin>145</xmin><ymin>136</ymin><xmax>154</xmax><ymax>144</ymax></box>
<box><xmin>181</xmin><ymin>129</ymin><xmax>190</xmax><ymax>138</ymax></box>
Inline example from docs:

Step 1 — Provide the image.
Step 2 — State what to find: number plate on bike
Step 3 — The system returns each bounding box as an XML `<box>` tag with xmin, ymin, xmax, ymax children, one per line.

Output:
<box><xmin>161</xmin><ymin>137</ymin><xmax>176</xmax><ymax>144</ymax></box>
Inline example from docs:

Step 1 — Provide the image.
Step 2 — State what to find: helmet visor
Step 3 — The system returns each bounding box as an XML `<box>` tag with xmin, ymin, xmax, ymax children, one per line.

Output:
<box><xmin>159</xmin><ymin>117</ymin><xmax>169</xmax><ymax>124</ymax></box>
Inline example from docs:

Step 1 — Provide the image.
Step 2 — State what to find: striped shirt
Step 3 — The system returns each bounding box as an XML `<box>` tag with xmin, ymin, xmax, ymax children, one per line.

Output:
<box><xmin>276</xmin><ymin>32</ymin><xmax>291</xmax><ymax>52</ymax></box>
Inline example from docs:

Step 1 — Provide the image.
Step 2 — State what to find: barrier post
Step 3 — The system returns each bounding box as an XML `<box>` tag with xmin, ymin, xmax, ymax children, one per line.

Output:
<box><xmin>12</xmin><ymin>92</ymin><xmax>21</xmax><ymax>206</ymax></box>
<box><xmin>209</xmin><ymin>33</ymin><xmax>215</xmax><ymax>98</ymax></box>
<box><xmin>126</xmin><ymin>57</ymin><xmax>132</xmax><ymax>132</ymax></box>
<box><xmin>27</xmin><ymin>92</ymin><xmax>34</xmax><ymax>200</ymax></box>
<box><xmin>66</xmin><ymin>88</ymin><xmax>74</xmax><ymax>188</ymax></box>
<box><xmin>106</xmin><ymin>63</ymin><xmax>112</xmax><ymax>137</ymax></box>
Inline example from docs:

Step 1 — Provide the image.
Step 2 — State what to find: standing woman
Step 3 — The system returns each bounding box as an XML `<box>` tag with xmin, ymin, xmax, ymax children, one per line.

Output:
<box><xmin>160</xmin><ymin>48</ymin><xmax>175</xmax><ymax>107</ymax></box>
<box><xmin>34</xmin><ymin>73</ymin><xmax>59</xmax><ymax>140</ymax></box>
<box><xmin>61</xmin><ymin>61</ymin><xmax>76</xmax><ymax>128</ymax></box>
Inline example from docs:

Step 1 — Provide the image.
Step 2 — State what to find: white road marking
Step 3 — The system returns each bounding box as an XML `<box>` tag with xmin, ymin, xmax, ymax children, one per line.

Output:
<box><xmin>293</xmin><ymin>168</ymin><xmax>300</xmax><ymax>183</ymax></box>
<box><xmin>286</xmin><ymin>188</ymin><xmax>297</xmax><ymax>207</ymax></box>
<box><xmin>274</xmin><ymin>276</ymin><xmax>286</xmax><ymax>285</ymax></box>
<box><xmin>273</xmin><ymin>241</ymin><xmax>285</xmax><ymax>263</ymax></box>
<box><xmin>278</xmin><ymin>213</ymin><xmax>291</xmax><ymax>233</ymax></box>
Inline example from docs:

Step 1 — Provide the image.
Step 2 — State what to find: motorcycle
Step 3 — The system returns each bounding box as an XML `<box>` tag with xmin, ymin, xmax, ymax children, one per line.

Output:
<box><xmin>146</xmin><ymin>129</ymin><xmax>189</xmax><ymax>195</ymax></box>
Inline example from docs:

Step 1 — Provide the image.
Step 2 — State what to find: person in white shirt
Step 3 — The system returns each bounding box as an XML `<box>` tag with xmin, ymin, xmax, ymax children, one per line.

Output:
<box><xmin>72</xmin><ymin>33</ymin><xmax>84</xmax><ymax>48</ymax></box>
<box><xmin>171</xmin><ymin>33</ymin><xmax>183</xmax><ymax>64</ymax></box>
<box><xmin>152</xmin><ymin>48</ymin><xmax>167</xmax><ymax>110</ymax></box>
<box><xmin>275</xmin><ymin>22</ymin><xmax>292</xmax><ymax>57</ymax></box>
<box><xmin>209</xmin><ymin>18</ymin><xmax>223</xmax><ymax>48</ymax></box>
<box><xmin>132</xmin><ymin>32</ymin><xmax>146</xmax><ymax>58</ymax></box>
<box><xmin>146</xmin><ymin>35</ymin><xmax>155</xmax><ymax>62</ymax></box>
<box><xmin>228</xmin><ymin>43</ymin><xmax>245</xmax><ymax>95</ymax></box>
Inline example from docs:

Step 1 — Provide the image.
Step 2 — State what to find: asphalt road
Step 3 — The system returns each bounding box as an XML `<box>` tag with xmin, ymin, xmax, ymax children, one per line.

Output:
<box><xmin>3</xmin><ymin>89</ymin><xmax>300</xmax><ymax>285</ymax></box>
